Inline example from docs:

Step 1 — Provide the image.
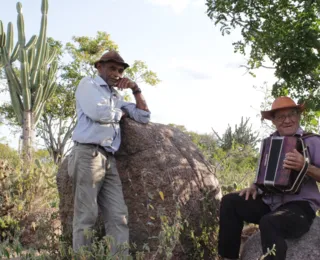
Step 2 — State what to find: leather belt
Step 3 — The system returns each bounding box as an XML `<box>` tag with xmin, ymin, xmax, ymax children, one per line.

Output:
<box><xmin>73</xmin><ymin>141</ymin><xmax>112</xmax><ymax>156</ymax></box>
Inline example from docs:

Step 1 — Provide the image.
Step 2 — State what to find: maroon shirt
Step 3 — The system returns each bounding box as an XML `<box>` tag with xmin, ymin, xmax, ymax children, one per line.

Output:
<box><xmin>262</xmin><ymin>128</ymin><xmax>320</xmax><ymax>211</ymax></box>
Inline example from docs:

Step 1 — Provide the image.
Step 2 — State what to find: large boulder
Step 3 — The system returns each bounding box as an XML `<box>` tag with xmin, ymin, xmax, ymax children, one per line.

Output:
<box><xmin>241</xmin><ymin>217</ymin><xmax>320</xmax><ymax>260</ymax></box>
<box><xmin>57</xmin><ymin>119</ymin><xmax>221</xmax><ymax>258</ymax></box>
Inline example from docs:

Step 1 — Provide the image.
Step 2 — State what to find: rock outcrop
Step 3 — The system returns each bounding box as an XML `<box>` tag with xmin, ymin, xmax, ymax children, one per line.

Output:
<box><xmin>57</xmin><ymin>119</ymin><xmax>221</xmax><ymax>258</ymax></box>
<box><xmin>241</xmin><ymin>217</ymin><xmax>320</xmax><ymax>260</ymax></box>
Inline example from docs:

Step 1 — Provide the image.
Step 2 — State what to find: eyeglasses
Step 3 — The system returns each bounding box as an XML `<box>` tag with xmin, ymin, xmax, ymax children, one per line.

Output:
<box><xmin>273</xmin><ymin>110</ymin><xmax>300</xmax><ymax>123</ymax></box>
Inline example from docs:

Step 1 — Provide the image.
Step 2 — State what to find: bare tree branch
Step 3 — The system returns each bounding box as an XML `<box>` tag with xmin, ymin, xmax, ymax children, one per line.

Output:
<box><xmin>240</xmin><ymin>64</ymin><xmax>276</xmax><ymax>70</ymax></box>
<box><xmin>211</xmin><ymin>127</ymin><xmax>223</xmax><ymax>141</ymax></box>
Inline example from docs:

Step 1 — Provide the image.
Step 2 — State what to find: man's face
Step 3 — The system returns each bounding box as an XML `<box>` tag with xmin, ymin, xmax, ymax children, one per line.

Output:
<box><xmin>272</xmin><ymin>108</ymin><xmax>301</xmax><ymax>136</ymax></box>
<box><xmin>97</xmin><ymin>61</ymin><xmax>125</xmax><ymax>86</ymax></box>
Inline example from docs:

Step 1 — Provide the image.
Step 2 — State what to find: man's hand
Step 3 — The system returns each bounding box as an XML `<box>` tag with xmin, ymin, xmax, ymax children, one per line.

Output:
<box><xmin>116</xmin><ymin>78</ymin><xmax>149</xmax><ymax>112</ymax></box>
<box><xmin>283</xmin><ymin>149</ymin><xmax>304</xmax><ymax>171</ymax></box>
<box><xmin>115</xmin><ymin>78</ymin><xmax>137</xmax><ymax>90</ymax></box>
<box><xmin>239</xmin><ymin>183</ymin><xmax>258</xmax><ymax>200</ymax></box>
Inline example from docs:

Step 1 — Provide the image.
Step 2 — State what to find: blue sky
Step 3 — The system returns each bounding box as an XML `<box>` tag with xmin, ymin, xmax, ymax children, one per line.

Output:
<box><xmin>0</xmin><ymin>0</ymin><xmax>276</xmax><ymax>148</ymax></box>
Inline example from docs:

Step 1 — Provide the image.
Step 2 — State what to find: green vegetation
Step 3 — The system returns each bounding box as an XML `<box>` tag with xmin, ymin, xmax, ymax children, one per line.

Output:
<box><xmin>187</xmin><ymin>117</ymin><xmax>259</xmax><ymax>193</ymax></box>
<box><xmin>0</xmin><ymin>145</ymin><xmax>59</xmax><ymax>256</ymax></box>
<box><xmin>0</xmin><ymin>0</ymin><xmax>160</xmax><ymax>165</ymax></box>
<box><xmin>0</xmin><ymin>0</ymin><xmax>59</xmax><ymax>161</ymax></box>
<box><xmin>167</xmin><ymin>118</ymin><xmax>259</xmax><ymax>259</ymax></box>
<box><xmin>0</xmin><ymin>0</ymin><xmax>319</xmax><ymax>259</ymax></box>
<box><xmin>0</xmin><ymin>117</ymin><xmax>258</xmax><ymax>260</ymax></box>
<box><xmin>0</xmin><ymin>31</ymin><xmax>160</xmax><ymax>165</ymax></box>
<box><xmin>206</xmin><ymin>0</ymin><xmax>320</xmax><ymax>131</ymax></box>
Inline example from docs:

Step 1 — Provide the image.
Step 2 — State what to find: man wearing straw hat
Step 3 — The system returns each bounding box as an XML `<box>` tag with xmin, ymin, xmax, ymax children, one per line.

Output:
<box><xmin>68</xmin><ymin>50</ymin><xmax>150</xmax><ymax>255</ymax></box>
<box><xmin>218</xmin><ymin>97</ymin><xmax>320</xmax><ymax>260</ymax></box>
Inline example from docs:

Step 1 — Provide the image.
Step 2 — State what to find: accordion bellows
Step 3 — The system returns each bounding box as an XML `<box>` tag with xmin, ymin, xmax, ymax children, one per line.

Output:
<box><xmin>254</xmin><ymin>136</ymin><xmax>310</xmax><ymax>194</ymax></box>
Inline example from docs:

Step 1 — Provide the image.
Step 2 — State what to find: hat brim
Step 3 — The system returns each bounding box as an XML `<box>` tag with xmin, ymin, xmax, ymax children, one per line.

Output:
<box><xmin>261</xmin><ymin>104</ymin><xmax>305</xmax><ymax>121</ymax></box>
<box><xmin>94</xmin><ymin>59</ymin><xmax>129</xmax><ymax>69</ymax></box>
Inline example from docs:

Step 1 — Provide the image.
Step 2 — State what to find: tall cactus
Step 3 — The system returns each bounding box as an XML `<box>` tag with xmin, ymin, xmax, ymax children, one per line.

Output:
<box><xmin>0</xmin><ymin>0</ymin><xmax>58</xmax><ymax>162</ymax></box>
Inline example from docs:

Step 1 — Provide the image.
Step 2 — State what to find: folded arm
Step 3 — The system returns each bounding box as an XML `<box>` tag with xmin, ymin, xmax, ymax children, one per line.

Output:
<box><xmin>115</xmin><ymin>78</ymin><xmax>151</xmax><ymax>123</ymax></box>
<box><xmin>132</xmin><ymin>86</ymin><xmax>149</xmax><ymax>112</ymax></box>
<box><xmin>120</xmin><ymin>101</ymin><xmax>151</xmax><ymax>124</ymax></box>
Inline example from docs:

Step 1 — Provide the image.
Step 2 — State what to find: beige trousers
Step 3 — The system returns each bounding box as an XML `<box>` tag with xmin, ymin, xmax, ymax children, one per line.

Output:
<box><xmin>68</xmin><ymin>143</ymin><xmax>129</xmax><ymax>255</ymax></box>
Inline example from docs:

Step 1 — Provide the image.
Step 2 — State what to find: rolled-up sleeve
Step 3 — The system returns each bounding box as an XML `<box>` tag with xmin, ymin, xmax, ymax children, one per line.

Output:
<box><xmin>120</xmin><ymin>101</ymin><xmax>151</xmax><ymax>124</ymax></box>
<box><xmin>76</xmin><ymin>77</ymin><xmax>122</xmax><ymax>123</ymax></box>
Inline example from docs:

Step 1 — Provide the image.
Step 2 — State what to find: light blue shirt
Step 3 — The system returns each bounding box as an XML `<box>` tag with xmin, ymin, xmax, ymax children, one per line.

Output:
<box><xmin>72</xmin><ymin>76</ymin><xmax>151</xmax><ymax>152</ymax></box>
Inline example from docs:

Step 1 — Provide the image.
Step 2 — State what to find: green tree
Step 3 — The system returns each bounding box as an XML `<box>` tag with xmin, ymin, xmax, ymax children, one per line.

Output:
<box><xmin>170</xmin><ymin>121</ymin><xmax>259</xmax><ymax>193</ymax></box>
<box><xmin>233</xmin><ymin>117</ymin><xmax>260</xmax><ymax>147</ymax></box>
<box><xmin>1</xmin><ymin>32</ymin><xmax>160</xmax><ymax>164</ymax></box>
<box><xmin>206</xmin><ymin>0</ymin><xmax>320</xmax><ymax>128</ymax></box>
<box><xmin>169</xmin><ymin>123</ymin><xmax>219</xmax><ymax>165</ymax></box>
<box><xmin>213</xmin><ymin>117</ymin><xmax>259</xmax><ymax>151</ymax></box>
<box><xmin>212</xmin><ymin>118</ymin><xmax>259</xmax><ymax>192</ymax></box>
<box><xmin>0</xmin><ymin>0</ymin><xmax>58</xmax><ymax>162</ymax></box>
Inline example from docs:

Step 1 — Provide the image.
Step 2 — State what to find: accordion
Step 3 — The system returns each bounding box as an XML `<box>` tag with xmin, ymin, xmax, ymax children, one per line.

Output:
<box><xmin>254</xmin><ymin>135</ymin><xmax>310</xmax><ymax>194</ymax></box>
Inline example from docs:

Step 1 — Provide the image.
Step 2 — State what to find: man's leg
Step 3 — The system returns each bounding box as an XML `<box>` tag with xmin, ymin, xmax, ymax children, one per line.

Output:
<box><xmin>259</xmin><ymin>201</ymin><xmax>315</xmax><ymax>260</ymax></box>
<box><xmin>98</xmin><ymin>154</ymin><xmax>129</xmax><ymax>256</ymax></box>
<box><xmin>68</xmin><ymin>145</ymin><xmax>106</xmax><ymax>251</ymax></box>
<box><xmin>218</xmin><ymin>192</ymin><xmax>271</xmax><ymax>259</ymax></box>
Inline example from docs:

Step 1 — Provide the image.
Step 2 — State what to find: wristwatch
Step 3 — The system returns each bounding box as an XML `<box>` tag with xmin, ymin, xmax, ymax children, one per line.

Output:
<box><xmin>132</xmin><ymin>86</ymin><xmax>142</xmax><ymax>95</ymax></box>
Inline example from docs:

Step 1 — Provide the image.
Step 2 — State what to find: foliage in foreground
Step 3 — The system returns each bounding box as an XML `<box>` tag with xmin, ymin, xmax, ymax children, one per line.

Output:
<box><xmin>0</xmin><ymin>144</ymin><xmax>220</xmax><ymax>259</ymax></box>
<box><xmin>0</xmin><ymin>117</ymin><xmax>259</xmax><ymax>259</ymax></box>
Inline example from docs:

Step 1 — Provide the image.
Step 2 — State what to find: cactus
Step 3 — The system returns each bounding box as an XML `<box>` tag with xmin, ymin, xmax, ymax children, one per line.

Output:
<box><xmin>0</xmin><ymin>0</ymin><xmax>58</xmax><ymax>161</ymax></box>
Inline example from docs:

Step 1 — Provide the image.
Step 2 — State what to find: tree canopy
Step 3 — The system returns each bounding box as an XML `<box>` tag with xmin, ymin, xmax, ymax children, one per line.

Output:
<box><xmin>206</xmin><ymin>0</ymin><xmax>320</xmax><ymax>114</ymax></box>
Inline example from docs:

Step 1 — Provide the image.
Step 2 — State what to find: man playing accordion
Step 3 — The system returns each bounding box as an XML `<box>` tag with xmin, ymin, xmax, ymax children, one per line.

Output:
<box><xmin>218</xmin><ymin>96</ymin><xmax>320</xmax><ymax>260</ymax></box>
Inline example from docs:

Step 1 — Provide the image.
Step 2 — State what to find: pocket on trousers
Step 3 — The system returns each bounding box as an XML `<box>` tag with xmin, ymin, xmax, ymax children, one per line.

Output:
<box><xmin>76</xmin><ymin>149</ymin><xmax>106</xmax><ymax>186</ymax></box>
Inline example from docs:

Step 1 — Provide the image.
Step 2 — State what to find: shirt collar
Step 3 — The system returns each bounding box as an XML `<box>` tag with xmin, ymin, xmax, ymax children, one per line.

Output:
<box><xmin>94</xmin><ymin>75</ymin><xmax>120</xmax><ymax>96</ymax></box>
<box><xmin>271</xmin><ymin>127</ymin><xmax>304</xmax><ymax>137</ymax></box>
<box><xmin>94</xmin><ymin>75</ymin><xmax>109</xmax><ymax>87</ymax></box>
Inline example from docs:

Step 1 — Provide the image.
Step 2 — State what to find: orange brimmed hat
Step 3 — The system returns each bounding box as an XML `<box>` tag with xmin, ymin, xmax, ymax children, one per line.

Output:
<box><xmin>94</xmin><ymin>50</ymin><xmax>129</xmax><ymax>69</ymax></box>
<box><xmin>261</xmin><ymin>96</ymin><xmax>305</xmax><ymax>120</ymax></box>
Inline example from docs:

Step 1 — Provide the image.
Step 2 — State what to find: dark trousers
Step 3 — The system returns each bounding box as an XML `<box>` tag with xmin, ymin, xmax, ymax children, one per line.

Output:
<box><xmin>218</xmin><ymin>193</ymin><xmax>315</xmax><ymax>260</ymax></box>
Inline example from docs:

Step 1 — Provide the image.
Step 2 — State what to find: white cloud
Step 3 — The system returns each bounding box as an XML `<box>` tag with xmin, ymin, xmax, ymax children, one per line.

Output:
<box><xmin>147</xmin><ymin>0</ymin><xmax>200</xmax><ymax>14</ymax></box>
<box><xmin>141</xmin><ymin>56</ymin><xmax>276</xmax><ymax>136</ymax></box>
<box><xmin>191</xmin><ymin>0</ymin><xmax>205</xmax><ymax>8</ymax></box>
